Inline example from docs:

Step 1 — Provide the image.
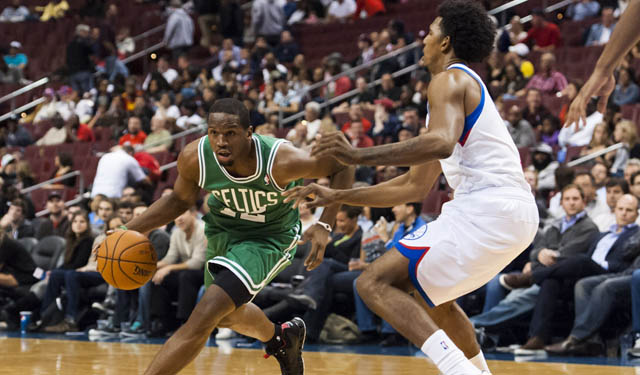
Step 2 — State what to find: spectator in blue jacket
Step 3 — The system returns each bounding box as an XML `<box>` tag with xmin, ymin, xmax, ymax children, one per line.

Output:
<box><xmin>612</xmin><ymin>67</ymin><xmax>640</xmax><ymax>106</ymax></box>
<box><xmin>585</xmin><ymin>7</ymin><xmax>616</xmax><ymax>46</ymax></box>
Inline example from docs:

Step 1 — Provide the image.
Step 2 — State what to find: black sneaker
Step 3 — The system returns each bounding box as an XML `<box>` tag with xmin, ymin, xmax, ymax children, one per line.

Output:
<box><xmin>264</xmin><ymin>318</ymin><xmax>306</xmax><ymax>375</ymax></box>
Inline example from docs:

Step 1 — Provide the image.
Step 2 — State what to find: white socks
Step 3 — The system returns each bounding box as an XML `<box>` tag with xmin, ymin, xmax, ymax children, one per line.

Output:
<box><xmin>470</xmin><ymin>352</ymin><xmax>490</xmax><ymax>373</ymax></box>
<box><xmin>421</xmin><ymin>330</ymin><xmax>482</xmax><ymax>375</ymax></box>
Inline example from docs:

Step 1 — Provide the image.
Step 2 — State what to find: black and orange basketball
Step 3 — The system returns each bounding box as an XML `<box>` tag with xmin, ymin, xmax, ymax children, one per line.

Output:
<box><xmin>96</xmin><ymin>230</ymin><xmax>157</xmax><ymax>290</ymax></box>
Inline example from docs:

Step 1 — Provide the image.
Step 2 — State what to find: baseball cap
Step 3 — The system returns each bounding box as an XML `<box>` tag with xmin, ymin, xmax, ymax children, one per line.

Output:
<box><xmin>508</xmin><ymin>43</ymin><xmax>530</xmax><ymax>57</ymax></box>
<box><xmin>10</xmin><ymin>41</ymin><xmax>21</xmax><ymax>49</ymax></box>
<box><xmin>374</xmin><ymin>98</ymin><xmax>394</xmax><ymax>111</ymax></box>
<box><xmin>533</xmin><ymin>143</ymin><xmax>553</xmax><ymax>155</ymax></box>
<box><xmin>44</xmin><ymin>88</ymin><xmax>55</xmax><ymax>97</ymax></box>
<box><xmin>47</xmin><ymin>191</ymin><xmax>62</xmax><ymax>200</ymax></box>
<box><xmin>1</xmin><ymin>154</ymin><xmax>15</xmax><ymax>168</ymax></box>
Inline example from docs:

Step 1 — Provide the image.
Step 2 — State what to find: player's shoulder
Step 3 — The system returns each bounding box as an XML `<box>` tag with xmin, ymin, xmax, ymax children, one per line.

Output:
<box><xmin>176</xmin><ymin>136</ymin><xmax>204</xmax><ymax>181</ymax></box>
<box><xmin>428</xmin><ymin>70</ymin><xmax>469</xmax><ymax>98</ymax></box>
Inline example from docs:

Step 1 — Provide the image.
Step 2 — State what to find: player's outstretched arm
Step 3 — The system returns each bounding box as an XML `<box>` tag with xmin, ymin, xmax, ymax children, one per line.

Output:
<box><xmin>565</xmin><ymin>0</ymin><xmax>640</xmax><ymax>128</ymax></box>
<box><xmin>124</xmin><ymin>141</ymin><xmax>201</xmax><ymax>234</ymax></box>
<box><xmin>283</xmin><ymin>161</ymin><xmax>442</xmax><ymax>210</ymax></box>
<box><xmin>273</xmin><ymin>143</ymin><xmax>355</xmax><ymax>269</ymax></box>
<box><xmin>311</xmin><ymin>73</ymin><xmax>464</xmax><ymax>167</ymax></box>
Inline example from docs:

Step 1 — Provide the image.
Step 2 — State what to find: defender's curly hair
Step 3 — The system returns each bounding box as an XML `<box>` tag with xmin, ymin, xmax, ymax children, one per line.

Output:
<box><xmin>437</xmin><ymin>0</ymin><xmax>496</xmax><ymax>63</ymax></box>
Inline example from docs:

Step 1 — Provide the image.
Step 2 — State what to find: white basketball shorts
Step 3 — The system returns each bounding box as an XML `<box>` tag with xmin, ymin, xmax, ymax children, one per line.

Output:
<box><xmin>396</xmin><ymin>187</ymin><xmax>539</xmax><ymax>307</ymax></box>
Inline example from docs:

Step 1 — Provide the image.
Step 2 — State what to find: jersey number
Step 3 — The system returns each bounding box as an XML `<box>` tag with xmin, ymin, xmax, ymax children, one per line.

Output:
<box><xmin>220</xmin><ymin>207</ymin><xmax>266</xmax><ymax>223</ymax></box>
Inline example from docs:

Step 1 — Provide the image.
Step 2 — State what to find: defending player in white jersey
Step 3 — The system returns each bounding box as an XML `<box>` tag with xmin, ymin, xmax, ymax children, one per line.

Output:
<box><xmin>283</xmin><ymin>1</ymin><xmax>539</xmax><ymax>374</ymax></box>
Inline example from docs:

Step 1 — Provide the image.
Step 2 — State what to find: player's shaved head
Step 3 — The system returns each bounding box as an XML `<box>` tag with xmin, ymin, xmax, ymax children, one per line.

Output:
<box><xmin>209</xmin><ymin>98</ymin><xmax>251</xmax><ymax>129</ymax></box>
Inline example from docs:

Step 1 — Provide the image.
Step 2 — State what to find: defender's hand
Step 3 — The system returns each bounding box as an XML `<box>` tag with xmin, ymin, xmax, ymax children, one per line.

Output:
<box><xmin>310</xmin><ymin>131</ymin><xmax>361</xmax><ymax>165</ymax></box>
<box><xmin>283</xmin><ymin>183</ymin><xmax>338</xmax><ymax>210</ymax></box>
<box><xmin>299</xmin><ymin>224</ymin><xmax>331</xmax><ymax>271</ymax></box>
<box><xmin>564</xmin><ymin>72</ymin><xmax>615</xmax><ymax>130</ymax></box>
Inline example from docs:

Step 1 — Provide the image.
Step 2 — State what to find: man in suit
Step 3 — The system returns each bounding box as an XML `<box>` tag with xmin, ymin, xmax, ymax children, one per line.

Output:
<box><xmin>585</xmin><ymin>7</ymin><xmax>616</xmax><ymax>46</ymax></box>
<box><xmin>503</xmin><ymin>193</ymin><xmax>639</xmax><ymax>350</ymax></box>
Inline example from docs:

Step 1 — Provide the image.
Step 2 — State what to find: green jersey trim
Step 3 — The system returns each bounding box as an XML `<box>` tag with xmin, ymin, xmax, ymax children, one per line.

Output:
<box><xmin>266</xmin><ymin>139</ymin><xmax>290</xmax><ymax>192</ymax></box>
<box><xmin>212</xmin><ymin>134</ymin><xmax>263</xmax><ymax>183</ymax></box>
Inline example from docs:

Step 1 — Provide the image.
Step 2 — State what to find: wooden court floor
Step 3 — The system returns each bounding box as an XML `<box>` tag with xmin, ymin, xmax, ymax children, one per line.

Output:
<box><xmin>0</xmin><ymin>337</ymin><xmax>635</xmax><ymax>375</ymax></box>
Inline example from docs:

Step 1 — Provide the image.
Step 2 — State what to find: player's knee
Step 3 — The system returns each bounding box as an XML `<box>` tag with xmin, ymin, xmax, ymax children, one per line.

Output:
<box><xmin>189</xmin><ymin>286</ymin><xmax>236</xmax><ymax>331</ymax></box>
<box><xmin>355</xmin><ymin>272</ymin><xmax>375</xmax><ymax>297</ymax></box>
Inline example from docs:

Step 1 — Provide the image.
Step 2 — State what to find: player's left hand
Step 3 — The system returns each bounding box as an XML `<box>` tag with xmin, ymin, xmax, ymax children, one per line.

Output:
<box><xmin>564</xmin><ymin>72</ymin><xmax>615</xmax><ymax>130</ymax></box>
<box><xmin>298</xmin><ymin>224</ymin><xmax>331</xmax><ymax>271</ymax></box>
<box><xmin>311</xmin><ymin>131</ymin><xmax>360</xmax><ymax>165</ymax></box>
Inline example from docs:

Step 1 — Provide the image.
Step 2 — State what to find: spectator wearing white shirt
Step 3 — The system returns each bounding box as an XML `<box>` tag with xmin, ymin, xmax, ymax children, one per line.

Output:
<box><xmin>163</xmin><ymin>0</ymin><xmax>194</xmax><ymax>60</ymax></box>
<box><xmin>273</xmin><ymin>75</ymin><xmax>300</xmax><ymax>115</ymax></box>
<box><xmin>176</xmin><ymin>101</ymin><xmax>204</xmax><ymax>129</ymax></box>
<box><xmin>585</xmin><ymin>7</ymin><xmax>616</xmax><ymax>46</ymax></box>
<box><xmin>143</xmin><ymin>56</ymin><xmax>179</xmax><ymax>90</ymax></box>
<box><xmin>0</xmin><ymin>0</ymin><xmax>30</xmax><ymax>22</ymax></box>
<box><xmin>327</xmin><ymin>0</ymin><xmax>357</xmax><ymax>22</ymax></box>
<box><xmin>91</xmin><ymin>145</ymin><xmax>150</xmax><ymax>198</ymax></box>
<box><xmin>154</xmin><ymin>92</ymin><xmax>181</xmax><ymax>120</ymax></box>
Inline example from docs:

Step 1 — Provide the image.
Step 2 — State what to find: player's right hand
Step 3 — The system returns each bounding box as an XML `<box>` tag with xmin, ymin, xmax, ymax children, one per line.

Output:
<box><xmin>282</xmin><ymin>183</ymin><xmax>337</xmax><ymax>210</ymax></box>
<box><xmin>564</xmin><ymin>72</ymin><xmax>615</xmax><ymax>131</ymax></box>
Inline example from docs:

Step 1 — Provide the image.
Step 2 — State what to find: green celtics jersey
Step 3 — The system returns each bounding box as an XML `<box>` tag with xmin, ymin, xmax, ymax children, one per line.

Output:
<box><xmin>197</xmin><ymin>134</ymin><xmax>302</xmax><ymax>237</ymax></box>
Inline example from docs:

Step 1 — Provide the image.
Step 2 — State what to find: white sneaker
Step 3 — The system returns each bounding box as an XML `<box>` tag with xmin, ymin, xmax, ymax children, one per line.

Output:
<box><xmin>215</xmin><ymin>327</ymin><xmax>236</xmax><ymax>340</ymax></box>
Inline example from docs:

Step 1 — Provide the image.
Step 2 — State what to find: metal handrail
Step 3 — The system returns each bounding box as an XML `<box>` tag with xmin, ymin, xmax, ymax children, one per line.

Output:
<box><xmin>281</xmin><ymin>63</ymin><xmax>422</xmax><ymax>127</ymax></box>
<box><xmin>21</xmin><ymin>170</ymin><xmax>84</xmax><ymax>194</ymax></box>
<box><xmin>488</xmin><ymin>0</ymin><xmax>529</xmax><ymax>15</ymax></box>
<box><xmin>131</xmin><ymin>24</ymin><xmax>165</xmax><ymax>42</ymax></box>
<box><xmin>566</xmin><ymin>143</ymin><xmax>623</xmax><ymax>167</ymax></box>
<box><xmin>122</xmin><ymin>41</ymin><xmax>166</xmax><ymax>65</ymax></box>
<box><xmin>0</xmin><ymin>97</ymin><xmax>45</xmax><ymax>122</ymax></box>
<box><xmin>0</xmin><ymin>77</ymin><xmax>49</xmax><ymax>106</ymax></box>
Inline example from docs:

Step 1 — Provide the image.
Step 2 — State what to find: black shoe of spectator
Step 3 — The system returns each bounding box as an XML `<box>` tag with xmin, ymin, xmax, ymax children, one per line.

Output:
<box><xmin>264</xmin><ymin>318</ymin><xmax>306</xmax><ymax>375</ymax></box>
<box><xmin>380</xmin><ymin>333</ymin><xmax>407</xmax><ymax>347</ymax></box>
<box><xmin>148</xmin><ymin>320</ymin><xmax>170</xmax><ymax>338</ymax></box>
<box><xmin>357</xmin><ymin>331</ymin><xmax>380</xmax><ymax>344</ymax></box>
<box><xmin>286</xmin><ymin>294</ymin><xmax>317</xmax><ymax>310</ymax></box>
<box><xmin>0</xmin><ymin>309</ymin><xmax>19</xmax><ymax>331</ymax></box>
<box><xmin>499</xmin><ymin>272</ymin><xmax>533</xmax><ymax>290</ymax></box>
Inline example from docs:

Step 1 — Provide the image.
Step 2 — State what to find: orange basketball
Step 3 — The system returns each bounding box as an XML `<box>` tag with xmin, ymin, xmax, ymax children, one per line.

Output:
<box><xmin>96</xmin><ymin>230</ymin><xmax>157</xmax><ymax>290</ymax></box>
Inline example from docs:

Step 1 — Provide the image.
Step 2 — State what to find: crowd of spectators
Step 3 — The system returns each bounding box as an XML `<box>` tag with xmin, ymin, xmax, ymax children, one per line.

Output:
<box><xmin>3</xmin><ymin>0</ymin><xmax>640</xmax><ymax>357</ymax></box>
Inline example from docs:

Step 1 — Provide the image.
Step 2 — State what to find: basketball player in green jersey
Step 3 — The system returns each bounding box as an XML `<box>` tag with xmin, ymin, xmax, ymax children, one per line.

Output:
<box><xmin>114</xmin><ymin>98</ymin><xmax>353</xmax><ymax>375</ymax></box>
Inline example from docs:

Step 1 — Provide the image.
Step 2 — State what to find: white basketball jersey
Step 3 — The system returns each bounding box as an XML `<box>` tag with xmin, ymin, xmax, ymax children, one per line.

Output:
<box><xmin>426</xmin><ymin>63</ymin><xmax>530</xmax><ymax>196</ymax></box>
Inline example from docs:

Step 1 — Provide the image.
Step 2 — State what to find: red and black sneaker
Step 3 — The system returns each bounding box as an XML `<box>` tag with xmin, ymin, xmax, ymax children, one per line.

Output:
<box><xmin>264</xmin><ymin>317</ymin><xmax>306</xmax><ymax>375</ymax></box>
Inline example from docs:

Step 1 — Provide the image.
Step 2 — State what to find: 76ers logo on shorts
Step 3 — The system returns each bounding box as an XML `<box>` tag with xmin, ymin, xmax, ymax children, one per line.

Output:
<box><xmin>404</xmin><ymin>224</ymin><xmax>428</xmax><ymax>241</ymax></box>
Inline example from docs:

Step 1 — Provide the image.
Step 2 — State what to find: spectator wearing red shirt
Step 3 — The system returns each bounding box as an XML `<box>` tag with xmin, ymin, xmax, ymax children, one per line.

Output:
<box><xmin>519</xmin><ymin>9</ymin><xmax>561</xmax><ymax>52</ymax></box>
<box><xmin>134</xmin><ymin>151</ymin><xmax>161</xmax><ymax>181</ymax></box>
<box><xmin>341</xmin><ymin>103</ymin><xmax>372</xmax><ymax>133</ymax></box>
<box><xmin>347</xmin><ymin>121</ymin><xmax>374</xmax><ymax>148</ymax></box>
<box><xmin>65</xmin><ymin>115</ymin><xmax>95</xmax><ymax>142</ymax></box>
<box><xmin>118</xmin><ymin>116</ymin><xmax>147</xmax><ymax>146</ymax></box>
<box><xmin>354</xmin><ymin>0</ymin><xmax>385</xmax><ymax>19</ymax></box>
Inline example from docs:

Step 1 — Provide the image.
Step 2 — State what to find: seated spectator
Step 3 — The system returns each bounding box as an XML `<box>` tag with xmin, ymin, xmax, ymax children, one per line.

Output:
<box><xmin>591</xmin><ymin>161</ymin><xmax>609</xmax><ymax>201</ymax></box>
<box><xmin>288</xmin><ymin>206</ymin><xmax>363</xmax><ymax>342</ymax></box>
<box><xmin>0</xmin><ymin>234</ymin><xmax>38</xmax><ymax>330</ymax></box>
<box><xmin>496</xmin><ymin>16</ymin><xmax>527</xmax><ymax>53</ymax></box>
<box><xmin>377</xmin><ymin>73</ymin><xmax>402</xmax><ymax>104</ymax></box>
<box><xmin>524</xmin><ymin>169</ymin><xmax>549</xmax><ymax>223</ymax></box>
<box><xmin>610</xmin><ymin>120</ymin><xmax>639</xmax><ymax>176</ymax></box>
<box><xmin>90</xmin><ymin>197</ymin><xmax>115</xmax><ymax>232</ymax></box>
<box><xmin>580</xmin><ymin>122</ymin><xmax>613</xmax><ymax>162</ymax></box>
<box><xmin>118</xmin><ymin>116</ymin><xmax>147</xmax><ymax>147</ymax></box>
<box><xmin>327</xmin><ymin>0</ymin><xmax>357</xmax><ymax>22</ymax></box>
<box><xmin>116</xmin><ymin>27</ymin><xmax>134</xmax><ymax>58</ymax></box>
<box><xmin>612</xmin><ymin>67</ymin><xmax>640</xmax><ymax>106</ymax></box>
<box><xmin>275</xmin><ymin>31</ymin><xmax>299</xmax><ymax>63</ymax></box>
<box><xmin>519</xmin><ymin>53</ymin><xmax>567</xmax><ymax>96</ymax></box>
<box><xmin>46</xmin><ymin>152</ymin><xmax>76</xmax><ymax>189</ymax></box>
<box><xmin>176</xmin><ymin>101</ymin><xmax>204</xmax><ymax>130</ymax></box>
<box><xmin>625</xmin><ymin>159</ymin><xmax>640</xmax><ymax>186</ymax></box>
<box><xmin>34</xmin><ymin>192</ymin><xmax>69</xmax><ymax>239</ymax></box>
<box><xmin>39</xmin><ymin>210</ymin><xmax>98</xmax><ymax>333</ymax></box>
<box><xmin>354</xmin><ymin>0</ymin><xmax>385</xmax><ymax>19</ymax></box>
<box><xmin>631</xmin><ymin>171</ymin><xmax>640</xmax><ymax>200</ymax></box>
<box><xmin>502</xmin><ymin>194</ymin><xmax>639</xmax><ymax>351</ymax></box>
<box><xmin>592</xmin><ymin>178</ymin><xmax>629</xmax><ymax>231</ymax></box>
<box><xmin>506</xmin><ymin>105</ymin><xmax>536</xmax><ymax>148</ymax></box>
<box><xmin>273</xmin><ymin>74</ymin><xmax>301</xmax><ymax>116</ymax></box>
<box><xmin>567</xmin><ymin>0</ymin><xmax>600</xmax><ymax>21</ymax></box>
<box><xmin>547</xmin><ymin>235</ymin><xmax>640</xmax><ymax>355</ymax></box>
<box><xmin>574</xmin><ymin>172</ymin><xmax>610</xmax><ymax>218</ymax></box>
<box><xmin>585</xmin><ymin>7</ymin><xmax>616</xmax><ymax>46</ymax></box>
<box><xmin>531</xmin><ymin>143</ymin><xmax>559</xmax><ymax>192</ymax></box>
<box><xmin>66</xmin><ymin>114</ymin><xmax>95</xmax><ymax>142</ymax></box>
<box><xmin>0</xmin><ymin>0</ymin><xmax>30</xmax><ymax>22</ymax></box>
<box><xmin>148</xmin><ymin>207</ymin><xmax>206</xmax><ymax>337</ymax></box>
<box><xmin>519</xmin><ymin>9</ymin><xmax>561</xmax><ymax>52</ymax></box>
<box><xmin>0</xmin><ymin>198</ymin><xmax>34</xmax><ymax>239</ymax></box>
<box><xmin>522</xmin><ymin>89</ymin><xmax>552</xmax><ymax>128</ymax></box>
<box><xmin>346</xmin><ymin>121</ymin><xmax>374</xmax><ymax>148</ymax></box>
<box><xmin>350</xmin><ymin>76</ymin><xmax>376</xmax><ymax>105</ymax></box>
<box><xmin>144</xmin><ymin>116</ymin><xmax>173</xmax><ymax>153</ymax></box>
<box><xmin>539</xmin><ymin>115</ymin><xmax>560</xmax><ymax>147</ymax></box>
<box><xmin>339</xmin><ymin>103</ymin><xmax>372</xmax><ymax>133</ymax></box>
<box><xmin>370</xmin><ymin>99</ymin><xmax>401</xmax><ymax>138</ymax></box>
<box><xmin>154</xmin><ymin>92</ymin><xmax>181</xmax><ymax>121</ymax></box>
<box><xmin>36</xmin><ymin>115</ymin><xmax>67</xmax><ymax>146</ymax></box>
<box><xmin>5</xmin><ymin>115</ymin><xmax>32</xmax><ymax>147</ymax></box>
<box><xmin>471</xmin><ymin>184</ymin><xmax>599</xmax><ymax>338</ymax></box>
<box><xmin>500</xmin><ymin>63</ymin><xmax>528</xmax><ymax>99</ymax></box>
<box><xmin>143</xmin><ymin>57</ymin><xmax>178</xmax><ymax>91</ymax></box>
<box><xmin>91</xmin><ymin>145</ymin><xmax>150</xmax><ymax>199</ymax></box>
<box><xmin>0</xmin><ymin>154</ymin><xmax>17</xmax><ymax>186</ymax></box>
<box><xmin>3</xmin><ymin>41</ymin><xmax>28</xmax><ymax>84</ymax></box>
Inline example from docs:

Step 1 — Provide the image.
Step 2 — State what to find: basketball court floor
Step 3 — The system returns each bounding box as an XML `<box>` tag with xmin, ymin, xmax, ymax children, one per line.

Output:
<box><xmin>1</xmin><ymin>331</ymin><xmax>638</xmax><ymax>374</ymax></box>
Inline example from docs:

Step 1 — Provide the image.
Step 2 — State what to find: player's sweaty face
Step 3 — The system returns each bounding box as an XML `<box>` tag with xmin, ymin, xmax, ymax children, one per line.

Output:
<box><xmin>207</xmin><ymin>113</ymin><xmax>251</xmax><ymax>167</ymax></box>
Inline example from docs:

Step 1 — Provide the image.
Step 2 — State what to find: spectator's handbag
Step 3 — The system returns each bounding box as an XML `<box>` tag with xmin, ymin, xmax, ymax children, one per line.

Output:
<box><xmin>319</xmin><ymin>313</ymin><xmax>360</xmax><ymax>344</ymax></box>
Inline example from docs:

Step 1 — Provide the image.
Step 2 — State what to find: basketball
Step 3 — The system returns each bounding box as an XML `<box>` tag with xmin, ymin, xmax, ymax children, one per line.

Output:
<box><xmin>96</xmin><ymin>230</ymin><xmax>157</xmax><ymax>290</ymax></box>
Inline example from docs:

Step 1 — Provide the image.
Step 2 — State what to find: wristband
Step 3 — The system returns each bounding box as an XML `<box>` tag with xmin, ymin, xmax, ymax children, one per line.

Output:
<box><xmin>119</xmin><ymin>225</ymin><xmax>128</xmax><ymax>231</ymax></box>
<box><xmin>315</xmin><ymin>220</ymin><xmax>332</xmax><ymax>233</ymax></box>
